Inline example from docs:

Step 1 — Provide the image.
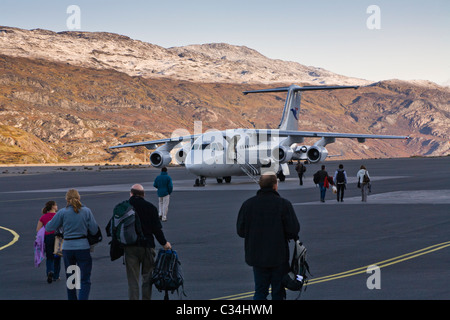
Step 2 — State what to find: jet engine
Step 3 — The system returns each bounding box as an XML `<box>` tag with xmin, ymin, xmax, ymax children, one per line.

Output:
<box><xmin>271</xmin><ymin>145</ymin><xmax>294</xmax><ymax>163</ymax></box>
<box><xmin>150</xmin><ymin>150</ymin><xmax>172</xmax><ymax>168</ymax></box>
<box><xmin>306</xmin><ymin>146</ymin><xmax>328</xmax><ymax>163</ymax></box>
<box><xmin>174</xmin><ymin>143</ymin><xmax>191</xmax><ymax>165</ymax></box>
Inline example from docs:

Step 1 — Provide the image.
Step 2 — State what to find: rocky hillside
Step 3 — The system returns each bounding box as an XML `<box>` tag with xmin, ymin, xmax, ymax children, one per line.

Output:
<box><xmin>0</xmin><ymin>27</ymin><xmax>448</xmax><ymax>164</ymax></box>
<box><xmin>0</xmin><ymin>26</ymin><xmax>368</xmax><ymax>86</ymax></box>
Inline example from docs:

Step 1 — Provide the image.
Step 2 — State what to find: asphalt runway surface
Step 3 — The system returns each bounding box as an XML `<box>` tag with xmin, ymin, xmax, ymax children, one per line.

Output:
<box><xmin>0</xmin><ymin>157</ymin><xmax>449</xmax><ymax>300</ymax></box>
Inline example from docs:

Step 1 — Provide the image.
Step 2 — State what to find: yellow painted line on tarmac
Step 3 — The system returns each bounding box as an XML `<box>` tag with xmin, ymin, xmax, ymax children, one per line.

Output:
<box><xmin>212</xmin><ymin>240</ymin><xmax>450</xmax><ymax>300</ymax></box>
<box><xmin>0</xmin><ymin>226</ymin><xmax>20</xmax><ymax>251</ymax></box>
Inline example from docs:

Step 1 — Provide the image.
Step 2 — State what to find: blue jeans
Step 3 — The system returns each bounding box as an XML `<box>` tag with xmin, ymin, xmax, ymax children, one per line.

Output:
<box><xmin>63</xmin><ymin>249</ymin><xmax>92</xmax><ymax>300</ymax></box>
<box><xmin>44</xmin><ymin>234</ymin><xmax>61</xmax><ymax>279</ymax></box>
<box><xmin>253</xmin><ymin>264</ymin><xmax>287</xmax><ymax>300</ymax></box>
<box><xmin>319</xmin><ymin>183</ymin><xmax>327</xmax><ymax>201</ymax></box>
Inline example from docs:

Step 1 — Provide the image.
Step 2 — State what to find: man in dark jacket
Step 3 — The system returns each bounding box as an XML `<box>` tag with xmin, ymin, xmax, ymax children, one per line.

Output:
<box><xmin>315</xmin><ymin>165</ymin><xmax>329</xmax><ymax>202</ymax></box>
<box><xmin>237</xmin><ymin>173</ymin><xmax>300</xmax><ymax>300</ymax></box>
<box><xmin>125</xmin><ymin>184</ymin><xmax>171</xmax><ymax>300</ymax></box>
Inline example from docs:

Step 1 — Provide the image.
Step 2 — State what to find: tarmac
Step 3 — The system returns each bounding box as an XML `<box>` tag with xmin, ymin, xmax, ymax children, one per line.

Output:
<box><xmin>0</xmin><ymin>156</ymin><xmax>449</xmax><ymax>300</ymax></box>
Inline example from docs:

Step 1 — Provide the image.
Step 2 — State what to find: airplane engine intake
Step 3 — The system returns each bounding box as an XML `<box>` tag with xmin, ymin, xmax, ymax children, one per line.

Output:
<box><xmin>150</xmin><ymin>150</ymin><xmax>172</xmax><ymax>168</ymax></box>
<box><xmin>272</xmin><ymin>146</ymin><xmax>294</xmax><ymax>163</ymax></box>
<box><xmin>174</xmin><ymin>149</ymin><xmax>187</xmax><ymax>165</ymax></box>
<box><xmin>306</xmin><ymin>146</ymin><xmax>328</xmax><ymax>163</ymax></box>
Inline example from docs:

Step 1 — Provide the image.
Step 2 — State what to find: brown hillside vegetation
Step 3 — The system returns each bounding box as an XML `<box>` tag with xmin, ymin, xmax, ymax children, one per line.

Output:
<box><xmin>0</xmin><ymin>54</ymin><xmax>448</xmax><ymax>164</ymax></box>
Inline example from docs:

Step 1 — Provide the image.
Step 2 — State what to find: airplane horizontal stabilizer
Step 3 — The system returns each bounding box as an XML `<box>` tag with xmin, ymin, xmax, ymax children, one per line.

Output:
<box><xmin>243</xmin><ymin>85</ymin><xmax>359</xmax><ymax>95</ymax></box>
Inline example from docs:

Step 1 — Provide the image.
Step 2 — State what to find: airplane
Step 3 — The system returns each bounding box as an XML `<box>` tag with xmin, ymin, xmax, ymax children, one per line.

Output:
<box><xmin>109</xmin><ymin>84</ymin><xmax>409</xmax><ymax>186</ymax></box>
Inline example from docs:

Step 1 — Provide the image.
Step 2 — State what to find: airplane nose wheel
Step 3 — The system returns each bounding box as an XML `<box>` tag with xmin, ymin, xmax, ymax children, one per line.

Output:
<box><xmin>194</xmin><ymin>176</ymin><xmax>206</xmax><ymax>187</ymax></box>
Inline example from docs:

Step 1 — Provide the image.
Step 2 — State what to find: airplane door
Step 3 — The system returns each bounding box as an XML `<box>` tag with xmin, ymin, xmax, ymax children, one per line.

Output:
<box><xmin>228</xmin><ymin>135</ymin><xmax>240</xmax><ymax>162</ymax></box>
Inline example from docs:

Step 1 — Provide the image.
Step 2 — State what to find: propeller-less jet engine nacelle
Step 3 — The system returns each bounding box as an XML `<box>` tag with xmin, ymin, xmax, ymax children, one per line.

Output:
<box><xmin>150</xmin><ymin>150</ymin><xmax>172</xmax><ymax>168</ymax></box>
<box><xmin>174</xmin><ymin>143</ymin><xmax>191</xmax><ymax>166</ymax></box>
<box><xmin>306</xmin><ymin>145</ymin><xmax>328</xmax><ymax>163</ymax></box>
<box><xmin>272</xmin><ymin>145</ymin><xmax>294</xmax><ymax>163</ymax></box>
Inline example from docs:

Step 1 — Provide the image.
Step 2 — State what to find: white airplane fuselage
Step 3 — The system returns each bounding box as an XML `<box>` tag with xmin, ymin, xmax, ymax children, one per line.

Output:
<box><xmin>184</xmin><ymin>130</ymin><xmax>284</xmax><ymax>178</ymax></box>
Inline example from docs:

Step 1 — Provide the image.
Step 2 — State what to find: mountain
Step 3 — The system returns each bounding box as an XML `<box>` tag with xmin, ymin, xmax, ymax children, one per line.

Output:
<box><xmin>0</xmin><ymin>26</ymin><xmax>448</xmax><ymax>164</ymax></box>
<box><xmin>0</xmin><ymin>26</ymin><xmax>368</xmax><ymax>86</ymax></box>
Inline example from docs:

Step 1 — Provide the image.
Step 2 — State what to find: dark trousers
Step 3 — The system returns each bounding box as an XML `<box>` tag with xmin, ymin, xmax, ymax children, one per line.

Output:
<box><xmin>297</xmin><ymin>173</ymin><xmax>303</xmax><ymax>185</ymax></box>
<box><xmin>63</xmin><ymin>249</ymin><xmax>92</xmax><ymax>300</ymax></box>
<box><xmin>44</xmin><ymin>234</ymin><xmax>61</xmax><ymax>279</ymax></box>
<box><xmin>252</xmin><ymin>264</ymin><xmax>286</xmax><ymax>300</ymax></box>
<box><xmin>336</xmin><ymin>183</ymin><xmax>345</xmax><ymax>201</ymax></box>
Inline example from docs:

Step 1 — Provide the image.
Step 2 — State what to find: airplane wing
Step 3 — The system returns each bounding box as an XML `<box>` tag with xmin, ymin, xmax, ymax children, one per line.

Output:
<box><xmin>109</xmin><ymin>134</ymin><xmax>201</xmax><ymax>150</ymax></box>
<box><xmin>278</xmin><ymin>130</ymin><xmax>409</xmax><ymax>141</ymax></box>
<box><xmin>109</xmin><ymin>128</ymin><xmax>409</xmax><ymax>153</ymax></box>
<box><xmin>109</xmin><ymin>130</ymin><xmax>409</xmax><ymax>150</ymax></box>
<box><xmin>220</xmin><ymin>129</ymin><xmax>409</xmax><ymax>141</ymax></box>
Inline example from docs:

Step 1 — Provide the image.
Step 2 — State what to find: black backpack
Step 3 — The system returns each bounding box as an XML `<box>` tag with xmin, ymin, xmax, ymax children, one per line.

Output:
<box><xmin>313</xmin><ymin>171</ymin><xmax>320</xmax><ymax>184</ymax></box>
<box><xmin>151</xmin><ymin>249</ymin><xmax>186</xmax><ymax>300</ymax></box>
<box><xmin>336</xmin><ymin>170</ymin><xmax>346</xmax><ymax>184</ymax></box>
<box><xmin>282</xmin><ymin>240</ymin><xmax>312</xmax><ymax>299</ymax></box>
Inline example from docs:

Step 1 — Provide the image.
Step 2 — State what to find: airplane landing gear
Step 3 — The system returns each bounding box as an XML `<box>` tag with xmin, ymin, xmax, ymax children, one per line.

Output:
<box><xmin>216</xmin><ymin>176</ymin><xmax>231</xmax><ymax>184</ymax></box>
<box><xmin>194</xmin><ymin>176</ymin><xmax>206</xmax><ymax>187</ymax></box>
<box><xmin>277</xmin><ymin>171</ymin><xmax>286</xmax><ymax>182</ymax></box>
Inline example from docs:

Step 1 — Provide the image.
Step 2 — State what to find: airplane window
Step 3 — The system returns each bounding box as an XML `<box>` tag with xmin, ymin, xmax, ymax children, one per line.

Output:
<box><xmin>211</xmin><ymin>143</ymin><xmax>224</xmax><ymax>151</ymax></box>
<box><xmin>202</xmin><ymin>143</ymin><xmax>211</xmax><ymax>150</ymax></box>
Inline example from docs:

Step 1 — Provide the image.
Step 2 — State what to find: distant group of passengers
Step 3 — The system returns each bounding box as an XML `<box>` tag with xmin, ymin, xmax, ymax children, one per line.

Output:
<box><xmin>295</xmin><ymin>162</ymin><xmax>371</xmax><ymax>202</ymax></box>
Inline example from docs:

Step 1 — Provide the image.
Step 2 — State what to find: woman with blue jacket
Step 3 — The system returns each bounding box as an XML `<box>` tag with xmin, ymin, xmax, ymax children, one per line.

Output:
<box><xmin>45</xmin><ymin>189</ymin><xmax>98</xmax><ymax>300</ymax></box>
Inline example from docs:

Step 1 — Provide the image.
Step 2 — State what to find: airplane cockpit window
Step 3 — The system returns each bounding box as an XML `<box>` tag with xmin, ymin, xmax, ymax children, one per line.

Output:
<box><xmin>192</xmin><ymin>141</ymin><xmax>213</xmax><ymax>150</ymax></box>
<box><xmin>211</xmin><ymin>142</ymin><xmax>224</xmax><ymax>151</ymax></box>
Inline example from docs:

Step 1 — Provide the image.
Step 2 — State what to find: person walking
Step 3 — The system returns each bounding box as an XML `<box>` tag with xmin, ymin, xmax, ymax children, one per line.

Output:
<box><xmin>237</xmin><ymin>173</ymin><xmax>300</xmax><ymax>300</ymax></box>
<box><xmin>153</xmin><ymin>167</ymin><xmax>173</xmax><ymax>222</ymax></box>
<box><xmin>314</xmin><ymin>165</ymin><xmax>329</xmax><ymax>202</ymax></box>
<box><xmin>357</xmin><ymin>165</ymin><xmax>371</xmax><ymax>202</ymax></box>
<box><xmin>36</xmin><ymin>200</ymin><xmax>61</xmax><ymax>283</ymax></box>
<box><xmin>124</xmin><ymin>184</ymin><xmax>171</xmax><ymax>300</ymax></box>
<box><xmin>333</xmin><ymin>164</ymin><xmax>348</xmax><ymax>202</ymax></box>
<box><xmin>295</xmin><ymin>161</ymin><xmax>306</xmax><ymax>185</ymax></box>
<box><xmin>45</xmin><ymin>189</ymin><xmax>98</xmax><ymax>300</ymax></box>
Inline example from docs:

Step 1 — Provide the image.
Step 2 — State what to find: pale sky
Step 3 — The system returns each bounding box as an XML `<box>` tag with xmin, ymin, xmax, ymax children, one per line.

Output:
<box><xmin>1</xmin><ymin>0</ymin><xmax>449</xmax><ymax>84</ymax></box>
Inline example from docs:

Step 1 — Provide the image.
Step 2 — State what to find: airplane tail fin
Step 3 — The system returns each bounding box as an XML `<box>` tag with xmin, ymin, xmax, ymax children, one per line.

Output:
<box><xmin>244</xmin><ymin>85</ymin><xmax>359</xmax><ymax>131</ymax></box>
